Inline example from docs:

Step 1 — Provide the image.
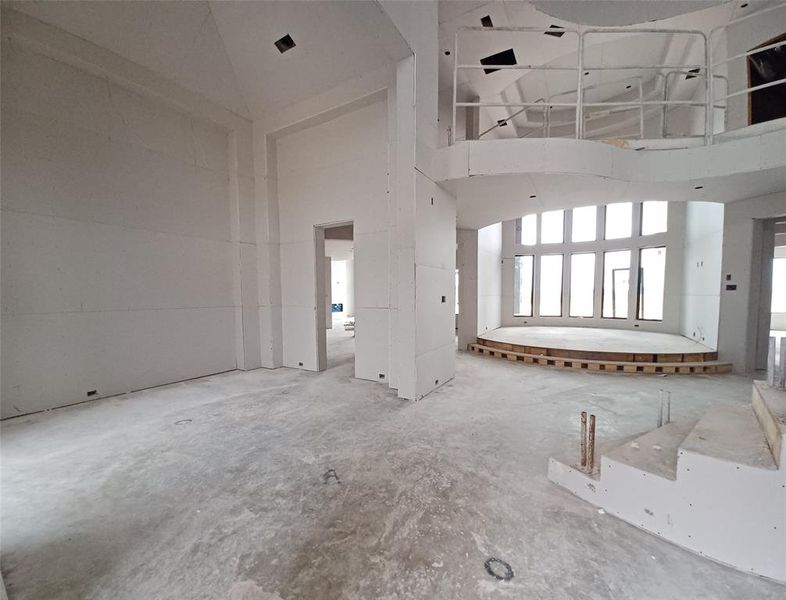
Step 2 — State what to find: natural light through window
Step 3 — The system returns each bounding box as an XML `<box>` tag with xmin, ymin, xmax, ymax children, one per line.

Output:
<box><xmin>605</xmin><ymin>202</ymin><xmax>632</xmax><ymax>240</ymax></box>
<box><xmin>571</xmin><ymin>206</ymin><xmax>597</xmax><ymax>242</ymax></box>
<box><xmin>641</xmin><ymin>201</ymin><xmax>668</xmax><ymax>235</ymax></box>
<box><xmin>514</xmin><ymin>255</ymin><xmax>534</xmax><ymax>316</ymax></box>
<box><xmin>773</xmin><ymin>256</ymin><xmax>786</xmax><ymax>313</ymax></box>
<box><xmin>541</xmin><ymin>210</ymin><xmax>564</xmax><ymax>244</ymax></box>
<box><xmin>602</xmin><ymin>250</ymin><xmax>630</xmax><ymax>318</ymax></box>
<box><xmin>569</xmin><ymin>253</ymin><xmax>595</xmax><ymax>317</ymax></box>
<box><xmin>539</xmin><ymin>255</ymin><xmax>563</xmax><ymax>316</ymax></box>
<box><xmin>638</xmin><ymin>247</ymin><xmax>666</xmax><ymax>320</ymax></box>
<box><xmin>521</xmin><ymin>214</ymin><xmax>537</xmax><ymax>245</ymax></box>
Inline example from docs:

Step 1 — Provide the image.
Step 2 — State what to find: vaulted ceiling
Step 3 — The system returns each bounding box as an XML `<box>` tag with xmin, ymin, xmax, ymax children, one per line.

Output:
<box><xmin>7</xmin><ymin>0</ymin><xmax>411</xmax><ymax>121</ymax></box>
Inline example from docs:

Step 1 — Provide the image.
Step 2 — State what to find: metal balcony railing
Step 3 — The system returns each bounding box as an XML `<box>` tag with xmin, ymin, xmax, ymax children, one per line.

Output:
<box><xmin>450</xmin><ymin>2</ymin><xmax>786</xmax><ymax>146</ymax></box>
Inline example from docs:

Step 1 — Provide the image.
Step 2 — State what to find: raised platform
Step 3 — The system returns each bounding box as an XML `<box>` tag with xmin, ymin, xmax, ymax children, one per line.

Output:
<box><xmin>470</xmin><ymin>326</ymin><xmax>731</xmax><ymax>374</ymax></box>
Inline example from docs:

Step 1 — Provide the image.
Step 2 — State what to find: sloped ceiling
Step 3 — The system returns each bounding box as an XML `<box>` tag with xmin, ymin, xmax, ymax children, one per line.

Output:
<box><xmin>8</xmin><ymin>0</ymin><xmax>252</xmax><ymax>118</ymax></box>
<box><xmin>208</xmin><ymin>0</ymin><xmax>411</xmax><ymax>119</ymax></box>
<box><xmin>8</xmin><ymin>0</ymin><xmax>411</xmax><ymax>121</ymax></box>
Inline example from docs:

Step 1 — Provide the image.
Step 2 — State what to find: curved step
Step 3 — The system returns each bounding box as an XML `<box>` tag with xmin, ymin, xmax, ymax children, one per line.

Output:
<box><xmin>468</xmin><ymin>343</ymin><xmax>732</xmax><ymax>375</ymax></box>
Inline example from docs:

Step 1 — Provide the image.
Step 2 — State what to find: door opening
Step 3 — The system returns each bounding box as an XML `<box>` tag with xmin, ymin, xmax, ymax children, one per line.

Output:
<box><xmin>315</xmin><ymin>222</ymin><xmax>355</xmax><ymax>372</ymax></box>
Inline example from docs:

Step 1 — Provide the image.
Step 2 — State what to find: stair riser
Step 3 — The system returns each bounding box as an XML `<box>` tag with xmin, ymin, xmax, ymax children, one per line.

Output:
<box><xmin>752</xmin><ymin>382</ymin><xmax>786</xmax><ymax>468</ymax></box>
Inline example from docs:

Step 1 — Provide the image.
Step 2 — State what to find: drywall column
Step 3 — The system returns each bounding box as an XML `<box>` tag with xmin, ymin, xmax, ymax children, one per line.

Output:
<box><xmin>477</xmin><ymin>223</ymin><xmax>503</xmax><ymax>336</ymax></box>
<box><xmin>384</xmin><ymin>1</ymin><xmax>457</xmax><ymax>400</ymax></box>
<box><xmin>254</xmin><ymin>130</ymin><xmax>284</xmax><ymax>368</ymax></box>
<box><xmin>719</xmin><ymin>191</ymin><xmax>786</xmax><ymax>372</ymax></box>
<box><xmin>457</xmin><ymin>229</ymin><xmax>479</xmax><ymax>350</ymax></box>
<box><xmin>345</xmin><ymin>257</ymin><xmax>355</xmax><ymax>317</ymax></box>
<box><xmin>680</xmin><ymin>202</ymin><xmax>724</xmax><ymax>348</ymax></box>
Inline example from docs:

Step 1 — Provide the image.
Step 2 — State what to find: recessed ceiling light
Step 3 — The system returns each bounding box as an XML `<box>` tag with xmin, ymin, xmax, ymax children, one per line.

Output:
<box><xmin>529</xmin><ymin>194</ymin><xmax>537</xmax><ymax>199</ymax></box>
<box><xmin>274</xmin><ymin>34</ymin><xmax>296</xmax><ymax>54</ymax></box>
<box><xmin>584</xmin><ymin>71</ymin><xmax>589</xmax><ymax>75</ymax></box>
<box><xmin>480</xmin><ymin>48</ymin><xmax>517</xmax><ymax>74</ymax></box>
<box><xmin>481</xmin><ymin>15</ymin><xmax>494</xmax><ymax>28</ymax></box>
<box><xmin>445</xmin><ymin>50</ymin><xmax>451</xmax><ymax>56</ymax></box>
<box><xmin>497</xmin><ymin>119</ymin><xmax>508</xmax><ymax>127</ymax></box>
<box><xmin>741</xmin><ymin>2</ymin><xmax>748</xmax><ymax>7</ymax></box>
<box><xmin>694</xmin><ymin>185</ymin><xmax>704</xmax><ymax>190</ymax></box>
<box><xmin>625</xmin><ymin>85</ymin><xmax>632</xmax><ymax>89</ymax></box>
<box><xmin>544</xmin><ymin>25</ymin><xmax>566</xmax><ymax>38</ymax></box>
<box><xmin>685</xmin><ymin>68</ymin><xmax>700</xmax><ymax>80</ymax></box>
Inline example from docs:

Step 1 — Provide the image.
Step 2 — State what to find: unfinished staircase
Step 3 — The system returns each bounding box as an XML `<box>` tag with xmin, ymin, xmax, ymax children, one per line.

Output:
<box><xmin>548</xmin><ymin>380</ymin><xmax>786</xmax><ymax>584</ymax></box>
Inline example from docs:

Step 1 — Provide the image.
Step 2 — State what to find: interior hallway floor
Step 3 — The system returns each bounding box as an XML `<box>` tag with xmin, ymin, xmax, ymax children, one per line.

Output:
<box><xmin>2</xmin><ymin>352</ymin><xmax>784</xmax><ymax>600</ymax></box>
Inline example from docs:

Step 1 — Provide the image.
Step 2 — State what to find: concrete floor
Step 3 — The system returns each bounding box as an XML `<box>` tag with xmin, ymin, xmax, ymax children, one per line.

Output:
<box><xmin>480</xmin><ymin>326</ymin><xmax>714</xmax><ymax>354</ymax></box>
<box><xmin>2</xmin><ymin>351</ymin><xmax>784</xmax><ymax>599</ymax></box>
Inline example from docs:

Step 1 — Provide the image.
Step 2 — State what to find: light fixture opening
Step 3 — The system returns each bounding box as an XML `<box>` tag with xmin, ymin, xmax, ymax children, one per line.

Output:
<box><xmin>274</xmin><ymin>34</ymin><xmax>296</xmax><ymax>54</ymax></box>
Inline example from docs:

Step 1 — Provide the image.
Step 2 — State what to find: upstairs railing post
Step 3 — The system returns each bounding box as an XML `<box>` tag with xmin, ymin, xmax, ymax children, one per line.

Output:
<box><xmin>451</xmin><ymin>31</ymin><xmax>458</xmax><ymax>146</ymax></box>
<box><xmin>706</xmin><ymin>33</ymin><xmax>713</xmax><ymax>145</ymax></box>
<box><xmin>575</xmin><ymin>32</ymin><xmax>584</xmax><ymax>139</ymax></box>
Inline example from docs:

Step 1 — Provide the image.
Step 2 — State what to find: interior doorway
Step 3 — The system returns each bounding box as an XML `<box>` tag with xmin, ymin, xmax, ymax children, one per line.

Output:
<box><xmin>315</xmin><ymin>222</ymin><xmax>355</xmax><ymax>372</ymax></box>
<box><xmin>754</xmin><ymin>216</ymin><xmax>786</xmax><ymax>371</ymax></box>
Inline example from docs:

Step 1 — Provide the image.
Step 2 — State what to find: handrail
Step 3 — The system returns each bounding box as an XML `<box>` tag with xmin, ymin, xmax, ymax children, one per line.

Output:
<box><xmin>450</xmin><ymin>1</ymin><xmax>786</xmax><ymax>146</ymax></box>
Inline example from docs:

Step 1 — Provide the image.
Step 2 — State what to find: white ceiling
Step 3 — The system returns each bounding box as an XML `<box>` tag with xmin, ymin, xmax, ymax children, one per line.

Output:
<box><xmin>531</xmin><ymin>1</ymin><xmax>725</xmax><ymax>26</ymax></box>
<box><xmin>209</xmin><ymin>0</ymin><xmax>411</xmax><ymax>118</ymax></box>
<box><xmin>8</xmin><ymin>0</ymin><xmax>411</xmax><ymax>121</ymax></box>
<box><xmin>8</xmin><ymin>0</ymin><xmax>252</xmax><ymax>118</ymax></box>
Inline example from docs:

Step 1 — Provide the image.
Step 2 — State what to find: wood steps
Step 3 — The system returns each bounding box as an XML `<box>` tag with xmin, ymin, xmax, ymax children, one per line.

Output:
<box><xmin>468</xmin><ymin>342</ymin><xmax>732</xmax><ymax>375</ymax></box>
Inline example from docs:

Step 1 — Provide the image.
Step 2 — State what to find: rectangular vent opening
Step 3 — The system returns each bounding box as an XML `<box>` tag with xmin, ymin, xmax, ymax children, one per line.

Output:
<box><xmin>480</xmin><ymin>48</ymin><xmax>517</xmax><ymax>74</ymax></box>
<box><xmin>274</xmin><ymin>34</ymin><xmax>296</xmax><ymax>54</ymax></box>
<box><xmin>544</xmin><ymin>25</ymin><xmax>566</xmax><ymax>38</ymax></box>
<box><xmin>480</xmin><ymin>15</ymin><xmax>494</xmax><ymax>28</ymax></box>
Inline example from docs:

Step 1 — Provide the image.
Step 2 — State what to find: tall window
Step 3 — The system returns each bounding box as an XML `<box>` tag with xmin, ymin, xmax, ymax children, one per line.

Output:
<box><xmin>638</xmin><ymin>247</ymin><xmax>666</xmax><ymax>320</ymax></box>
<box><xmin>602</xmin><ymin>250</ymin><xmax>631</xmax><ymax>318</ymax></box>
<box><xmin>541</xmin><ymin>210</ymin><xmax>564</xmax><ymax>244</ymax></box>
<box><xmin>570</xmin><ymin>253</ymin><xmax>595</xmax><ymax>317</ymax></box>
<box><xmin>605</xmin><ymin>202</ymin><xmax>632</xmax><ymax>240</ymax></box>
<box><xmin>641</xmin><ymin>201</ymin><xmax>668</xmax><ymax>235</ymax></box>
<box><xmin>773</xmin><ymin>257</ymin><xmax>786</xmax><ymax>313</ymax></box>
<box><xmin>572</xmin><ymin>206</ymin><xmax>597</xmax><ymax>242</ymax></box>
<box><xmin>514</xmin><ymin>255</ymin><xmax>534</xmax><ymax>316</ymax></box>
<box><xmin>539</xmin><ymin>255</ymin><xmax>563</xmax><ymax>316</ymax></box>
<box><xmin>521</xmin><ymin>214</ymin><xmax>537</xmax><ymax>245</ymax></box>
<box><xmin>513</xmin><ymin>201</ymin><xmax>670</xmax><ymax>323</ymax></box>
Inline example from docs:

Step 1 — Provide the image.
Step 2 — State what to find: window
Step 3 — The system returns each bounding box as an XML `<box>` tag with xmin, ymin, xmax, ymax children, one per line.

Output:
<box><xmin>572</xmin><ymin>206</ymin><xmax>597</xmax><ymax>242</ymax></box>
<box><xmin>514</xmin><ymin>255</ymin><xmax>534</xmax><ymax>316</ymax></box>
<box><xmin>772</xmin><ymin>257</ymin><xmax>786</xmax><ymax>313</ymax></box>
<box><xmin>570</xmin><ymin>253</ymin><xmax>595</xmax><ymax>317</ymax></box>
<box><xmin>539</xmin><ymin>254</ymin><xmax>563</xmax><ymax>316</ymax></box>
<box><xmin>638</xmin><ymin>247</ymin><xmax>666</xmax><ymax>320</ymax></box>
<box><xmin>602</xmin><ymin>250</ymin><xmax>630</xmax><ymax>318</ymax></box>
<box><xmin>541</xmin><ymin>210</ymin><xmax>564</xmax><ymax>244</ymax></box>
<box><xmin>641</xmin><ymin>201</ymin><xmax>668</xmax><ymax>235</ymax></box>
<box><xmin>605</xmin><ymin>202</ymin><xmax>632</xmax><ymax>240</ymax></box>
<box><xmin>521</xmin><ymin>214</ymin><xmax>537</xmax><ymax>245</ymax></box>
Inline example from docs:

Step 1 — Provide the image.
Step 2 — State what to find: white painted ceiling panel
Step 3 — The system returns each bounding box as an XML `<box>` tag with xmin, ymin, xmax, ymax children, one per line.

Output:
<box><xmin>8</xmin><ymin>0</ymin><xmax>252</xmax><ymax>118</ymax></box>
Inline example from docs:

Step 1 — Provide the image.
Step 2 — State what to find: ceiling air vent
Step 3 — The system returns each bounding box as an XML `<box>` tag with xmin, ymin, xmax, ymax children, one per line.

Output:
<box><xmin>481</xmin><ymin>15</ymin><xmax>494</xmax><ymax>28</ymax></box>
<box><xmin>274</xmin><ymin>34</ymin><xmax>296</xmax><ymax>54</ymax></box>
<box><xmin>544</xmin><ymin>25</ymin><xmax>566</xmax><ymax>38</ymax></box>
<box><xmin>685</xmin><ymin>68</ymin><xmax>700</xmax><ymax>80</ymax></box>
<box><xmin>480</xmin><ymin>48</ymin><xmax>517</xmax><ymax>74</ymax></box>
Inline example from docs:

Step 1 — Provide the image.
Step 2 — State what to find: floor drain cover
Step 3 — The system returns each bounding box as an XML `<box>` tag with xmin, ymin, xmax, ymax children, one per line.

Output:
<box><xmin>484</xmin><ymin>557</ymin><xmax>514</xmax><ymax>581</ymax></box>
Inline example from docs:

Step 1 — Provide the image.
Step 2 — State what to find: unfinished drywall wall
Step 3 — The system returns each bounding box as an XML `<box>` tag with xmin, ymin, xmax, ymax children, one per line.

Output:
<box><xmin>0</xmin><ymin>11</ymin><xmax>257</xmax><ymax>418</ymax></box>
<box><xmin>477</xmin><ymin>223</ymin><xmax>502</xmax><ymax>336</ymax></box>
<box><xmin>275</xmin><ymin>99</ymin><xmax>391</xmax><ymax>382</ymax></box>
<box><xmin>680</xmin><ymin>201</ymin><xmax>724</xmax><ymax>348</ymax></box>
<box><xmin>719</xmin><ymin>191</ymin><xmax>786</xmax><ymax>372</ymax></box>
